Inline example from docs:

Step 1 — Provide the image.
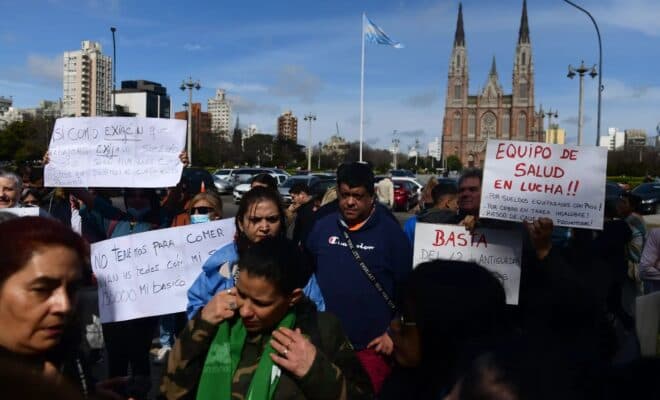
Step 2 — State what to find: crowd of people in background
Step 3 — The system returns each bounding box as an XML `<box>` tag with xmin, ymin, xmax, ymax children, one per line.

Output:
<box><xmin>1</xmin><ymin>160</ymin><xmax>660</xmax><ymax>399</ymax></box>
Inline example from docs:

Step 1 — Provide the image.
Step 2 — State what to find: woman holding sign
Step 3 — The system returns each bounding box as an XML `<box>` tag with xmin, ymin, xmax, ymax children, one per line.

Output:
<box><xmin>161</xmin><ymin>236</ymin><xmax>372</xmax><ymax>399</ymax></box>
<box><xmin>186</xmin><ymin>186</ymin><xmax>325</xmax><ymax>320</ymax></box>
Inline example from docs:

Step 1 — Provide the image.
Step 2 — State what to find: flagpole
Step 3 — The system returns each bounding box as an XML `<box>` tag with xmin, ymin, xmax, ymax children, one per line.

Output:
<box><xmin>359</xmin><ymin>13</ymin><xmax>366</xmax><ymax>162</ymax></box>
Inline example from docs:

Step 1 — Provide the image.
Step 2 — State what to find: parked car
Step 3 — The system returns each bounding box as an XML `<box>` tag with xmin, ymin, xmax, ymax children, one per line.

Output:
<box><xmin>605</xmin><ymin>181</ymin><xmax>624</xmax><ymax>204</ymax></box>
<box><xmin>392</xmin><ymin>177</ymin><xmax>423</xmax><ymax>201</ymax></box>
<box><xmin>309</xmin><ymin>178</ymin><xmax>336</xmax><ymax>199</ymax></box>
<box><xmin>278</xmin><ymin>176</ymin><xmax>320</xmax><ymax>205</ymax></box>
<box><xmin>211</xmin><ymin>168</ymin><xmax>234</xmax><ymax>194</ymax></box>
<box><xmin>631</xmin><ymin>183</ymin><xmax>660</xmax><ymax>214</ymax></box>
<box><xmin>436</xmin><ymin>177</ymin><xmax>459</xmax><ymax>188</ymax></box>
<box><xmin>390</xmin><ymin>169</ymin><xmax>416</xmax><ymax>178</ymax></box>
<box><xmin>393</xmin><ymin>182</ymin><xmax>418</xmax><ymax>212</ymax></box>
<box><xmin>228</xmin><ymin>168</ymin><xmax>272</xmax><ymax>185</ymax></box>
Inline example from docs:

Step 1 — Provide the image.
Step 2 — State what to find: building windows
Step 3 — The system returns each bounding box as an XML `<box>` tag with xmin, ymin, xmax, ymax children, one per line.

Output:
<box><xmin>502</xmin><ymin>113</ymin><xmax>510</xmax><ymax>139</ymax></box>
<box><xmin>519</xmin><ymin>81</ymin><xmax>528</xmax><ymax>98</ymax></box>
<box><xmin>452</xmin><ymin>112</ymin><xmax>461</xmax><ymax>137</ymax></box>
<box><xmin>518</xmin><ymin>113</ymin><xmax>527</xmax><ymax>138</ymax></box>
<box><xmin>467</xmin><ymin>112</ymin><xmax>476</xmax><ymax>138</ymax></box>
<box><xmin>480</xmin><ymin>112</ymin><xmax>497</xmax><ymax>139</ymax></box>
<box><xmin>454</xmin><ymin>84</ymin><xmax>462</xmax><ymax>100</ymax></box>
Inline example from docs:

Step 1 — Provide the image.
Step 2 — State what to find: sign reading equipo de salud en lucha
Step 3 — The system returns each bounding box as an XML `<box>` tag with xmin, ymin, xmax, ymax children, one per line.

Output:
<box><xmin>480</xmin><ymin>140</ymin><xmax>608</xmax><ymax>230</ymax></box>
<box><xmin>91</xmin><ymin>218</ymin><xmax>235</xmax><ymax>323</ymax></box>
<box><xmin>44</xmin><ymin>117</ymin><xmax>186</xmax><ymax>188</ymax></box>
<box><xmin>413</xmin><ymin>223</ymin><xmax>522</xmax><ymax>305</ymax></box>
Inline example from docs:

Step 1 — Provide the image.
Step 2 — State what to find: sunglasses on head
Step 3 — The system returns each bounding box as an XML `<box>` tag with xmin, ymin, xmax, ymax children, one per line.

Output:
<box><xmin>191</xmin><ymin>206</ymin><xmax>213</xmax><ymax>215</ymax></box>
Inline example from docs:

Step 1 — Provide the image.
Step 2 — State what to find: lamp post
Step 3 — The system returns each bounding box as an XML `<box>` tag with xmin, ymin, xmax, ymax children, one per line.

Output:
<box><xmin>542</xmin><ymin>106</ymin><xmax>559</xmax><ymax>142</ymax></box>
<box><xmin>304</xmin><ymin>113</ymin><xmax>316</xmax><ymax>171</ymax></box>
<box><xmin>318</xmin><ymin>141</ymin><xmax>322</xmax><ymax>170</ymax></box>
<box><xmin>567</xmin><ymin>61</ymin><xmax>597</xmax><ymax>146</ymax></box>
<box><xmin>110</xmin><ymin>27</ymin><xmax>117</xmax><ymax>115</ymax></box>
<box><xmin>563</xmin><ymin>0</ymin><xmax>603</xmax><ymax>146</ymax></box>
<box><xmin>180</xmin><ymin>77</ymin><xmax>201</xmax><ymax>165</ymax></box>
<box><xmin>392</xmin><ymin>130</ymin><xmax>400</xmax><ymax>169</ymax></box>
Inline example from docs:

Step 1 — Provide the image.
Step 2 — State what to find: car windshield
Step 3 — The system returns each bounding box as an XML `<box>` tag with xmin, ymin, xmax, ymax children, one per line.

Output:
<box><xmin>214</xmin><ymin>169</ymin><xmax>231</xmax><ymax>175</ymax></box>
<box><xmin>633</xmin><ymin>184</ymin><xmax>660</xmax><ymax>194</ymax></box>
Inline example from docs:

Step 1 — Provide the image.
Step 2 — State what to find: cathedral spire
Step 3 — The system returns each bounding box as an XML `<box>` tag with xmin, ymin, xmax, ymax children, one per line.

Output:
<box><xmin>454</xmin><ymin>3</ymin><xmax>465</xmax><ymax>47</ymax></box>
<box><xmin>489</xmin><ymin>55</ymin><xmax>498</xmax><ymax>76</ymax></box>
<box><xmin>518</xmin><ymin>0</ymin><xmax>530</xmax><ymax>44</ymax></box>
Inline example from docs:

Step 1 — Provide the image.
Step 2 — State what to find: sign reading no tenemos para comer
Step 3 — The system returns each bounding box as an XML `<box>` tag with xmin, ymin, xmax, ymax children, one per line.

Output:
<box><xmin>413</xmin><ymin>223</ymin><xmax>522</xmax><ymax>305</ymax></box>
<box><xmin>91</xmin><ymin>218</ymin><xmax>235</xmax><ymax>323</ymax></box>
<box><xmin>44</xmin><ymin>117</ymin><xmax>186</xmax><ymax>188</ymax></box>
<box><xmin>480</xmin><ymin>140</ymin><xmax>608</xmax><ymax>230</ymax></box>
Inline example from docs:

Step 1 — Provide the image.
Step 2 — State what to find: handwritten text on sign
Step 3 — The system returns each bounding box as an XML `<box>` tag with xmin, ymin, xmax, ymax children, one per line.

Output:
<box><xmin>91</xmin><ymin>218</ymin><xmax>235</xmax><ymax>323</ymax></box>
<box><xmin>480</xmin><ymin>140</ymin><xmax>607</xmax><ymax>230</ymax></box>
<box><xmin>413</xmin><ymin>223</ymin><xmax>522</xmax><ymax>304</ymax></box>
<box><xmin>44</xmin><ymin>117</ymin><xmax>186</xmax><ymax>188</ymax></box>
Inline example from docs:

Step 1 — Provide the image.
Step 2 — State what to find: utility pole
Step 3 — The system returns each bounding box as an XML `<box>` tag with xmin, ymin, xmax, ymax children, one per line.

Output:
<box><xmin>392</xmin><ymin>130</ymin><xmax>399</xmax><ymax>169</ymax></box>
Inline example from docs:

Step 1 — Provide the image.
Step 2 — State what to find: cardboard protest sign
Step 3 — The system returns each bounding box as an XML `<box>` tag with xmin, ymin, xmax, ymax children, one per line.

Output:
<box><xmin>480</xmin><ymin>140</ymin><xmax>607</xmax><ymax>230</ymax></box>
<box><xmin>45</xmin><ymin>117</ymin><xmax>186</xmax><ymax>188</ymax></box>
<box><xmin>2</xmin><ymin>207</ymin><xmax>40</xmax><ymax>217</ymax></box>
<box><xmin>91</xmin><ymin>218</ymin><xmax>235</xmax><ymax>323</ymax></box>
<box><xmin>413</xmin><ymin>223</ymin><xmax>522</xmax><ymax>305</ymax></box>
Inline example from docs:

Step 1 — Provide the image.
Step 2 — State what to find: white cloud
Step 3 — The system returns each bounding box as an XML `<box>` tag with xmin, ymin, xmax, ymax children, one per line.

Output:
<box><xmin>183</xmin><ymin>43</ymin><xmax>203</xmax><ymax>51</ymax></box>
<box><xmin>269</xmin><ymin>65</ymin><xmax>322</xmax><ymax>103</ymax></box>
<box><xmin>217</xmin><ymin>81</ymin><xmax>268</xmax><ymax>93</ymax></box>
<box><xmin>26</xmin><ymin>54</ymin><xmax>62</xmax><ymax>83</ymax></box>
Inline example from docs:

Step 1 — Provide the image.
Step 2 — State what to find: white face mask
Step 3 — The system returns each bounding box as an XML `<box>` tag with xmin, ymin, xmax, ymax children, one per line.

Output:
<box><xmin>127</xmin><ymin>207</ymin><xmax>150</xmax><ymax>219</ymax></box>
<box><xmin>191</xmin><ymin>214</ymin><xmax>211</xmax><ymax>224</ymax></box>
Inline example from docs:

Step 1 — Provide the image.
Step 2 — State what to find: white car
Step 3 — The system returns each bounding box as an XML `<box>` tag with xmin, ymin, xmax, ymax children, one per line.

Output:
<box><xmin>392</xmin><ymin>177</ymin><xmax>423</xmax><ymax>200</ymax></box>
<box><xmin>232</xmin><ymin>172</ymin><xmax>288</xmax><ymax>203</ymax></box>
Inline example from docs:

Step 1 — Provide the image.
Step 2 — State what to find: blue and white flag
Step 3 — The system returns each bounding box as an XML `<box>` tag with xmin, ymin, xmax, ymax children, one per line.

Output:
<box><xmin>363</xmin><ymin>14</ymin><xmax>404</xmax><ymax>49</ymax></box>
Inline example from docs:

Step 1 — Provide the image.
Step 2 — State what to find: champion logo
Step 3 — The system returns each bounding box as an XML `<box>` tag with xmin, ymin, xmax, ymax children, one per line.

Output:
<box><xmin>327</xmin><ymin>236</ymin><xmax>375</xmax><ymax>250</ymax></box>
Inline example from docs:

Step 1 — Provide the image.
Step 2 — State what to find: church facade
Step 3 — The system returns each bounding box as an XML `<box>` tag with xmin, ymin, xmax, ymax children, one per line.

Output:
<box><xmin>441</xmin><ymin>0</ymin><xmax>544</xmax><ymax>168</ymax></box>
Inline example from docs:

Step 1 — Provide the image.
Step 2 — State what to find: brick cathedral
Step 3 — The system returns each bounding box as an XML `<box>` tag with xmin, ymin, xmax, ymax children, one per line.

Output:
<box><xmin>441</xmin><ymin>0</ymin><xmax>544</xmax><ymax>168</ymax></box>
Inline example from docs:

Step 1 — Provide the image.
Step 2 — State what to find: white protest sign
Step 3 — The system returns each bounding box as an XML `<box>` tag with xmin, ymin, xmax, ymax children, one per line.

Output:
<box><xmin>480</xmin><ymin>140</ymin><xmax>608</xmax><ymax>230</ymax></box>
<box><xmin>91</xmin><ymin>218</ymin><xmax>235</xmax><ymax>323</ymax></box>
<box><xmin>45</xmin><ymin>117</ymin><xmax>186</xmax><ymax>188</ymax></box>
<box><xmin>2</xmin><ymin>207</ymin><xmax>40</xmax><ymax>217</ymax></box>
<box><xmin>413</xmin><ymin>223</ymin><xmax>522</xmax><ymax>304</ymax></box>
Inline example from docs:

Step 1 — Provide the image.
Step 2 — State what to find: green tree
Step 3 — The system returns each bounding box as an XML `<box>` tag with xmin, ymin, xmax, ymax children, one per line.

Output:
<box><xmin>446</xmin><ymin>155</ymin><xmax>463</xmax><ymax>172</ymax></box>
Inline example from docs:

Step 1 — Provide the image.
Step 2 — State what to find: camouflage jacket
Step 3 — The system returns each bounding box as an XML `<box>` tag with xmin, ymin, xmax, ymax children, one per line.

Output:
<box><xmin>160</xmin><ymin>299</ymin><xmax>373</xmax><ymax>399</ymax></box>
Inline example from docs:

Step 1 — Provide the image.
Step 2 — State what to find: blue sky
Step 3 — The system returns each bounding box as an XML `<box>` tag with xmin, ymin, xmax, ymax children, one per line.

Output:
<box><xmin>1</xmin><ymin>0</ymin><xmax>658</xmax><ymax>152</ymax></box>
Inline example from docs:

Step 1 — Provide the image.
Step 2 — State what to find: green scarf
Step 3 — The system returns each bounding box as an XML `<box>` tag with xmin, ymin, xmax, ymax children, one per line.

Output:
<box><xmin>196</xmin><ymin>312</ymin><xmax>296</xmax><ymax>400</ymax></box>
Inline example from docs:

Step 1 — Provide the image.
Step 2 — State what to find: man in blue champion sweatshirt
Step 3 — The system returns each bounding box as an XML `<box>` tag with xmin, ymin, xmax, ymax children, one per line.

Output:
<box><xmin>305</xmin><ymin>162</ymin><xmax>413</xmax><ymax>393</ymax></box>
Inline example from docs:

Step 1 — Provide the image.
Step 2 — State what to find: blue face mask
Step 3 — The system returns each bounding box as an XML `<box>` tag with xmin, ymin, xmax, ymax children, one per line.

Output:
<box><xmin>191</xmin><ymin>214</ymin><xmax>211</xmax><ymax>224</ymax></box>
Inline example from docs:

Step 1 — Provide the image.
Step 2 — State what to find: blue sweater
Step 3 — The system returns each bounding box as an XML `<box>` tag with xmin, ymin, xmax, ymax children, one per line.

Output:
<box><xmin>186</xmin><ymin>241</ymin><xmax>325</xmax><ymax>319</ymax></box>
<box><xmin>306</xmin><ymin>206</ymin><xmax>413</xmax><ymax>349</ymax></box>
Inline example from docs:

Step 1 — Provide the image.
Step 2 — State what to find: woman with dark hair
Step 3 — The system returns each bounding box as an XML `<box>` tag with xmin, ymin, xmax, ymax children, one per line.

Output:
<box><xmin>0</xmin><ymin>217</ymin><xmax>90</xmax><ymax>395</ymax></box>
<box><xmin>162</xmin><ymin>237</ymin><xmax>372</xmax><ymax>399</ymax></box>
<box><xmin>187</xmin><ymin>186</ymin><xmax>324</xmax><ymax>320</ymax></box>
<box><xmin>381</xmin><ymin>260</ymin><xmax>507</xmax><ymax>399</ymax></box>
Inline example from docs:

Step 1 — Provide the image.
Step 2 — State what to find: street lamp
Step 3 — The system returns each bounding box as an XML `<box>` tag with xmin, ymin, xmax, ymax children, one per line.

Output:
<box><xmin>180</xmin><ymin>77</ymin><xmax>201</xmax><ymax>165</ymax></box>
<box><xmin>304</xmin><ymin>113</ymin><xmax>316</xmax><ymax>171</ymax></box>
<box><xmin>318</xmin><ymin>141</ymin><xmax>322</xmax><ymax>170</ymax></box>
<box><xmin>567</xmin><ymin>61</ymin><xmax>597</xmax><ymax>146</ymax></box>
<box><xmin>563</xmin><ymin>0</ymin><xmax>603</xmax><ymax>146</ymax></box>
<box><xmin>540</xmin><ymin>106</ymin><xmax>559</xmax><ymax>141</ymax></box>
<box><xmin>391</xmin><ymin>130</ymin><xmax>400</xmax><ymax>169</ymax></box>
<box><xmin>110</xmin><ymin>27</ymin><xmax>117</xmax><ymax>115</ymax></box>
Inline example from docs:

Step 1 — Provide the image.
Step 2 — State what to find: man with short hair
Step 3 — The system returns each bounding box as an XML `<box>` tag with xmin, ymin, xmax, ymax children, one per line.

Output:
<box><xmin>306</xmin><ymin>162</ymin><xmax>412</xmax><ymax>393</ymax></box>
<box><xmin>0</xmin><ymin>170</ymin><xmax>22</xmax><ymax>208</ymax></box>
<box><xmin>457</xmin><ymin>168</ymin><xmax>482</xmax><ymax>217</ymax></box>
<box><xmin>403</xmin><ymin>182</ymin><xmax>459</xmax><ymax>244</ymax></box>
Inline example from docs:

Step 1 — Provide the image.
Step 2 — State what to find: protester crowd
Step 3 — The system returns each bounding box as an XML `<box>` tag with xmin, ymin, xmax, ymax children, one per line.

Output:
<box><xmin>1</xmin><ymin>159</ymin><xmax>660</xmax><ymax>400</ymax></box>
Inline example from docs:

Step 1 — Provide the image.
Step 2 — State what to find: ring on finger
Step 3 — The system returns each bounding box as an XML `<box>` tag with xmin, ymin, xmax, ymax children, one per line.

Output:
<box><xmin>226</xmin><ymin>288</ymin><xmax>233</xmax><ymax>295</ymax></box>
<box><xmin>228</xmin><ymin>301</ymin><xmax>237</xmax><ymax>310</ymax></box>
<box><xmin>283</xmin><ymin>349</ymin><xmax>288</xmax><ymax>356</ymax></box>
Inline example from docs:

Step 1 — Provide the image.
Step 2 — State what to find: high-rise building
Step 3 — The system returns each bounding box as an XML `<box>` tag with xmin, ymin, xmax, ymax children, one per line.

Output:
<box><xmin>441</xmin><ymin>0</ymin><xmax>543</xmax><ymax>168</ymax></box>
<box><xmin>0</xmin><ymin>96</ymin><xmax>12</xmax><ymax>114</ymax></box>
<box><xmin>62</xmin><ymin>41</ymin><xmax>112</xmax><ymax>117</ymax></box>
<box><xmin>244</xmin><ymin>124</ymin><xmax>258</xmax><ymax>141</ymax></box>
<box><xmin>175</xmin><ymin>103</ymin><xmax>211</xmax><ymax>151</ymax></box>
<box><xmin>599</xmin><ymin>127</ymin><xmax>626</xmax><ymax>151</ymax></box>
<box><xmin>207</xmin><ymin>89</ymin><xmax>231</xmax><ymax>141</ymax></box>
<box><xmin>624</xmin><ymin>129</ymin><xmax>647</xmax><ymax>150</ymax></box>
<box><xmin>114</xmin><ymin>80</ymin><xmax>170</xmax><ymax>118</ymax></box>
<box><xmin>545</xmin><ymin>128</ymin><xmax>565</xmax><ymax>144</ymax></box>
<box><xmin>277</xmin><ymin>110</ymin><xmax>298</xmax><ymax>142</ymax></box>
